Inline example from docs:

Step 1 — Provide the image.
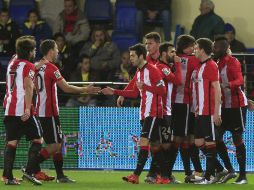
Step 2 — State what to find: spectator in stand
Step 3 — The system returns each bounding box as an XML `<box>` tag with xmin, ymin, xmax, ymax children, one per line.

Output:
<box><xmin>0</xmin><ymin>8</ymin><xmax>20</xmax><ymax>56</ymax></box>
<box><xmin>79</xmin><ymin>26</ymin><xmax>121</xmax><ymax>81</ymax></box>
<box><xmin>224</xmin><ymin>23</ymin><xmax>246</xmax><ymax>53</ymax></box>
<box><xmin>66</xmin><ymin>54</ymin><xmax>99</xmax><ymax>107</ymax></box>
<box><xmin>53</xmin><ymin>0</ymin><xmax>90</xmax><ymax>46</ymax></box>
<box><xmin>135</xmin><ymin>0</ymin><xmax>171</xmax><ymax>41</ymax></box>
<box><xmin>190</xmin><ymin>0</ymin><xmax>224</xmax><ymax>40</ymax></box>
<box><xmin>53</xmin><ymin>32</ymin><xmax>75</xmax><ymax>80</ymax></box>
<box><xmin>22</xmin><ymin>9</ymin><xmax>52</xmax><ymax>58</ymax></box>
<box><xmin>116</xmin><ymin>51</ymin><xmax>134</xmax><ymax>82</ymax></box>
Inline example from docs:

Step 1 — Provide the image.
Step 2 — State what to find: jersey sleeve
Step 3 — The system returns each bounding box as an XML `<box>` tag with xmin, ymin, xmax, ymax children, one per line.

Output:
<box><xmin>143</xmin><ymin>66</ymin><xmax>166</xmax><ymax>96</ymax></box>
<box><xmin>114</xmin><ymin>75</ymin><xmax>139</xmax><ymax>98</ymax></box>
<box><xmin>228</xmin><ymin>58</ymin><xmax>244</xmax><ymax>88</ymax></box>
<box><xmin>50</xmin><ymin>65</ymin><xmax>63</xmax><ymax>82</ymax></box>
<box><xmin>23</xmin><ymin>63</ymin><xmax>35</xmax><ymax>80</ymax></box>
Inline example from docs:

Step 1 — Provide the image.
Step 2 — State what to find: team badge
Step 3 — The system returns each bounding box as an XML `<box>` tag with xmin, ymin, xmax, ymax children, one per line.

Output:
<box><xmin>29</xmin><ymin>70</ymin><xmax>35</xmax><ymax>79</ymax></box>
<box><xmin>54</xmin><ymin>70</ymin><xmax>62</xmax><ymax>79</ymax></box>
<box><xmin>162</xmin><ymin>68</ymin><xmax>170</xmax><ymax>76</ymax></box>
<box><xmin>156</xmin><ymin>80</ymin><xmax>165</xmax><ymax>87</ymax></box>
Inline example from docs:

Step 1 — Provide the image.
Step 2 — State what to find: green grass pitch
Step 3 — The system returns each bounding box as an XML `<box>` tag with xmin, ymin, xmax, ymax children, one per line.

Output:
<box><xmin>0</xmin><ymin>170</ymin><xmax>254</xmax><ymax>189</ymax></box>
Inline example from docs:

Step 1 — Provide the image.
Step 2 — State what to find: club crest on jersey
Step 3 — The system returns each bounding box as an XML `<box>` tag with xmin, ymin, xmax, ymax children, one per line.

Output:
<box><xmin>156</xmin><ymin>80</ymin><xmax>165</xmax><ymax>87</ymax></box>
<box><xmin>29</xmin><ymin>70</ymin><xmax>35</xmax><ymax>79</ymax></box>
<box><xmin>162</xmin><ymin>68</ymin><xmax>170</xmax><ymax>76</ymax></box>
<box><xmin>54</xmin><ymin>70</ymin><xmax>61</xmax><ymax>79</ymax></box>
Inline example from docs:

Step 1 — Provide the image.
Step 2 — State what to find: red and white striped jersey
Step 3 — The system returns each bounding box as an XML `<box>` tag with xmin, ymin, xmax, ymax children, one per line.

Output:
<box><xmin>35</xmin><ymin>62</ymin><xmax>63</xmax><ymax>117</ymax></box>
<box><xmin>195</xmin><ymin>59</ymin><xmax>219</xmax><ymax>115</ymax></box>
<box><xmin>114</xmin><ymin>63</ymin><xmax>166</xmax><ymax>120</ymax></box>
<box><xmin>172</xmin><ymin>55</ymin><xmax>200</xmax><ymax>104</ymax></box>
<box><xmin>155</xmin><ymin>60</ymin><xmax>182</xmax><ymax>116</ymax></box>
<box><xmin>4</xmin><ymin>58</ymin><xmax>36</xmax><ymax>116</ymax></box>
<box><xmin>217</xmin><ymin>55</ymin><xmax>247</xmax><ymax>108</ymax></box>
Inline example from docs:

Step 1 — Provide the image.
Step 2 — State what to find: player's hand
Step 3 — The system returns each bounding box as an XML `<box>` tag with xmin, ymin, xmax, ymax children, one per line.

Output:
<box><xmin>136</xmin><ymin>81</ymin><xmax>144</xmax><ymax>90</ymax></box>
<box><xmin>117</xmin><ymin>96</ymin><xmax>125</xmax><ymax>107</ymax></box>
<box><xmin>174</xmin><ymin>55</ymin><xmax>181</xmax><ymax>63</ymax></box>
<box><xmin>85</xmin><ymin>84</ymin><xmax>101</xmax><ymax>94</ymax></box>
<box><xmin>21</xmin><ymin>108</ymin><xmax>31</xmax><ymax>122</ymax></box>
<box><xmin>101</xmin><ymin>87</ymin><xmax>114</xmax><ymax>95</ymax></box>
<box><xmin>213</xmin><ymin>114</ymin><xmax>222</xmax><ymax>126</ymax></box>
<box><xmin>248</xmin><ymin>99</ymin><xmax>254</xmax><ymax>111</ymax></box>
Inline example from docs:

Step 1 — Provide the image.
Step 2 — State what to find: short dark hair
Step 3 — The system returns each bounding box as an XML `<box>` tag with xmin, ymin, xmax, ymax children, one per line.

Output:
<box><xmin>79</xmin><ymin>54</ymin><xmax>90</xmax><ymax>63</ymax></box>
<box><xmin>129</xmin><ymin>43</ymin><xmax>147</xmax><ymax>59</ymax></box>
<box><xmin>214</xmin><ymin>36</ymin><xmax>229</xmax><ymax>49</ymax></box>
<box><xmin>159</xmin><ymin>42</ymin><xmax>174</xmax><ymax>55</ymax></box>
<box><xmin>16</xmin><ymin>36</ymin><xmax>36</xmax><ymax>60</ymax></box>
<box><xmin>27</xmin><ymin>9</ymin><xmax>40</xmax><ymax>19</ymax></box>
<box><xmin>64</xmin><ymin>0</ymin><xmax>77</xmax><ymax>6</ymax></box>
<box><xmin>53</xmin><ymin>32</ymin><xmax>66</xmax><ymax>41</ymax></box>
<box><xmin>176</xmin><ymin>35</ymin><xmax>195</xmax><ymax>54</ymax></box>
<box><xmin>145</xmin><ymin>32</ymin><xmax>161</xmax><ymax>43</ymax></box>
<box><xmin>40</xmin><ymin>39</ymin><xmax>56</xmax><ymax>56</ymax></box>
<box><xmin>196</xmin><ymin>38</ymin><xmax>213</xmax><ymax>55</ymax></box>
<box><xmin>0</xmin><ymin>8</ymin><xmax>8</xmax><ymax>14</ymax></box>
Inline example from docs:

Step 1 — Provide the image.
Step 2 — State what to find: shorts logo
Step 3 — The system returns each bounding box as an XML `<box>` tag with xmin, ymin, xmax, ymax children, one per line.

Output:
<box><xmin>54</xmin><ymin>70</ymin><xmax>61</xmax><ymax>79</ymax></box>
<box><xmin>162</xmin><ymin>68</ymin><xmax>170</xmax><ymax>76</ymax></box>
<box><xmin>156</xmin><ymin>80</ymin><xmax>165</xmax><ymax>87</ymax></box>
<box><xmin>29</xmin><ymin>70</ymin><xmax>35</xmax><ymax>79</ymax></box>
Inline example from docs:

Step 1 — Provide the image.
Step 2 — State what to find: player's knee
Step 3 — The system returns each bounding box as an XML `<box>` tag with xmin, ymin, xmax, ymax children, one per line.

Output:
<box><xmin>232</xmin><ymin>134</ymin><xmax>243</xmax><ymax>146</ymax></box>
<box><xmin>150</xmin><ymin>144</ymin><xmax>161</xmax><ymax>153</ymax></box>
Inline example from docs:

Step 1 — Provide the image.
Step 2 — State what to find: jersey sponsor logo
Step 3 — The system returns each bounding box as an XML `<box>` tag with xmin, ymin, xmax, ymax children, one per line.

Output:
<box><xmin>29</xmin><ymin>69</ymin><xmax>35</xmax><ymax>79</ymax></box>
<box><xmin>54</xmin><ymin>70</ymin><xmax>61</xmax><ymax>79</ymax></box>
<box><xmin>162</xmin><ymin>68</ymin><xmax>170</xmax><ymax>76</ymax></box>
<box><xmin>156</xmin><ymin>80</ymin><xmax>165</xmax><ymax>87</ymax></box>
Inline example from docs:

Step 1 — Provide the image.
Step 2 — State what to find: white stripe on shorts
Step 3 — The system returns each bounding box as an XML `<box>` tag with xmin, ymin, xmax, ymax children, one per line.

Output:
<box><xmin>32</xmin><ymin>116</ymin><xmax>41</xmax><ymax>137</ymax></box>
<box><xmin>240</xmin><ymin>107</ymin><xmax>245</xmax><ymax>131</ymax></box>
<box><xmin>148</xmin><ymin>117</ymin><xmax>156</xmax><ymax>139</ymax></box>
<box><xmin>184</xmin><ymin>104</ymin><xmax>189</xmax><ymax>136</ymax></box>
<box><xmin>52</xmin><ymin>117</ymin><xmax>58</xmax><ymax>143</ymax></box>
<box><xmin>211</xmin><ymin>116</ymin><xmax>215</xmax><ymax>141</ymax></box>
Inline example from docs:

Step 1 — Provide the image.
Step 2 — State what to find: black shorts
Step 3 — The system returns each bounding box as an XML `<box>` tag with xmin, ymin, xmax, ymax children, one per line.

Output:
<box><xmin>140</xmin><ymin>117</ymin><xmax>160</xmax><ymax>143</ymax></box>
<box><xmin>4</xmin><ymin>116</ymin><xmax>42</xmax><ymax>142</ymax></box>
<box><xmin>39</xmin><ymin>116</ymin><xmax>63</xmax><ymax>144</ymax></box>
<box><xmin>194</xmin><ymin>115</ymin><xmax>217</xmax><ymax>142</ymax></box>
<box><xmin>172</xmin><ymin>103</ymin><xmax>190</xmax><ymax>137</ymax></box>
<box><xmin>218</xmin><ymin>107</ymin><xmax>247</xmax><ymax>137</ymax></box>
<box><xmin>158</xmin><ymin>115</ymin><xmax>172</xmax><ymax>143</ymax></box>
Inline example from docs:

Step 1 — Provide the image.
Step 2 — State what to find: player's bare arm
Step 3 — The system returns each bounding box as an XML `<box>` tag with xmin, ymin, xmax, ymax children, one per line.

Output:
<box><xmin>57</xmin><ymin>79</ymin><xmax>101</xmax><ymax>94</ymax></box>
<box><xmin>22</xmin><ymin>76</ymin><xmax>34</xmax><ymax>121</ymax></box>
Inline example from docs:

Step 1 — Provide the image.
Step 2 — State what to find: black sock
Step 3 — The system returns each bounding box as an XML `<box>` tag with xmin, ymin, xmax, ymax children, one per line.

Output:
<box><xmin>53</xmin><ymin>152</ymin><xmax>64</xmax><ymax>179</ymax></box>
<box><xmin>147</xmin><ymin>155</ymin><xmax>158</xmax><ymax>177</ymax></box>
<box><xmin>153</xmin><ymin>149</ymin><xmax>168</xmax><ymax>178</ymax></box>
<box><xmin>25</xmin><ymin>143</ymin><xmax>42</xmax><ymax>174</ymax></box>
<box><xmin>235</xmin><ymin>143</ymin><xmax>246</xmax><ymax>177</ymax></box>
<box><xmin>134</xmin><ymin>146</ymin><xmax>149</xmax><ymax>176</ymax></box>
<box><xmin>180</xmin><ymin>143</ymin><xmax>191</xmax><ymax>176</ymax></box>
<box><xmin>168</xmin><ymin>143</ymin><xmax>179</xmax><ymax>177</ymax></box>
<box><xmin>214</xmin><ymin>156</ymin><xmax>224</xmax><ymax>173</ymax></box>
<box><xmin>26</xmin><ymin>148</ymin><xmax>49</xmax><ymax>175</ymax></box>
<box><xmin>190</xmin><ymin>144</ymin><xmax>203</xmax><ymax>173</ymax></box>
<box><xmin>3</xmin><ymin>144</ymin><xmax>16</xmax><ymax>180</ymax></box>
<box><xmin>217</xmin><ymin>141</ymin><xmax>234</xmax><ymax>172</ymax></box>
<box><xmin>204</xmin><ymin>144</ymin><xmax>216</xmax><ymax>180</ymax></box>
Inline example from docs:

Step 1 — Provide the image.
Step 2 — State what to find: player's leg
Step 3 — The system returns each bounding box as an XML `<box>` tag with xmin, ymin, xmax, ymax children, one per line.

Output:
<box><xmin>232</xmin><ymin>106</ymin><xmax>248</xmax><ymax>184</ymax></box>
<box><xmin>3</xmin><ymin>116</ymin><xmax>22</xmax><ymax>185</ymax></box>
<box><xmin>122</xmin><ymin>117</ymin><xmax>155</xmax><ymax>184</ymax></box>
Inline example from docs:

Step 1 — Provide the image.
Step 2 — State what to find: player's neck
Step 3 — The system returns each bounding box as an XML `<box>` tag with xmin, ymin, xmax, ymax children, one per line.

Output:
<box><xmin>43</xmin><ymin>55</ymin><xmax>53</xmax><ymax>63</ymax></box>
<box><xmin>200</xmin><ymin>55</ymin><xmax>210</xmax><ymax>62</ymax></box>
<box><xmin>138</xmin><ymin>60</ymin><xmax>147</xmax><ymax>69</ymax></box>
